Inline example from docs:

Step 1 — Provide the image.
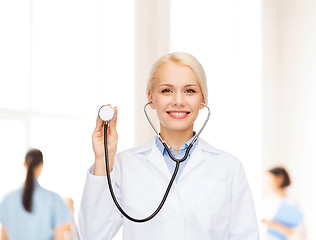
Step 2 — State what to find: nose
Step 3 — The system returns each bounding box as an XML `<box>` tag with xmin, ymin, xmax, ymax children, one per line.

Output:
<box><xmin>173</xmin><ymin>91</ymin><xmax>185</xmax><ymax>107</ymax></box>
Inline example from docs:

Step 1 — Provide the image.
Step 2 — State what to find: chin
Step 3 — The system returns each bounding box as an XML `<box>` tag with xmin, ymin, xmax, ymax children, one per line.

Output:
<box><xmin>164</xmin><ymin>124</ymin><xmax>193</xmax><ymax>133</ymax></box>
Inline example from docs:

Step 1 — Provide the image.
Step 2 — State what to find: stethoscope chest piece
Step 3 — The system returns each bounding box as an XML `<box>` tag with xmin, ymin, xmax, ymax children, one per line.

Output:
<box><xmin>98</xmin><ymin>105</ymin><xmax>115</xmax><ymax>122</ymax></box>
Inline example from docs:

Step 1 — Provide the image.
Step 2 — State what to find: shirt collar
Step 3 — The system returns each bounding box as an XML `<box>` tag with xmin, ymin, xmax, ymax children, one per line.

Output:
<box><xmin>155</xmin><ymin>132</ymin><xmax>198</xmax><ymax>157</ymax></box>
<box><xmin>34</xmin><ymin>179</ymin><xmax>40</xmax><ymax>188</ymax></box>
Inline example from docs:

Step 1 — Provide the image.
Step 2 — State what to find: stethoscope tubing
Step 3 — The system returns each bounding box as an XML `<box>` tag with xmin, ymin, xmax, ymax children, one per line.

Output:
<box><xmin>104</xmin><ymin>122</ymin><xmax>181</xmax><ymax>222</ymax></box>
<box><xmin>103</xmin><ymin>102</ymin><xmax>211</xmax><ymax>222</ymax></box>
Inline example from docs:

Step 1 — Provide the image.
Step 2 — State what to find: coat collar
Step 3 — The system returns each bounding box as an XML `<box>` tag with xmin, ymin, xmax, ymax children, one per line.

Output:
<box><xmin>132</xmin><ymin>137</ymin><xmax>221</xmax><ymax>181</ymax></box>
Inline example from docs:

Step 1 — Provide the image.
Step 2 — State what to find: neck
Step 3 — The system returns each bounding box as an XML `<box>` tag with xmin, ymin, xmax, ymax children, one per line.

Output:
<box><xmin>160</xmin><ymin>126</ymin><xmax>194</xmax><ymax>149</ymax></box>
<box><xmin>274</xmin><ymin>188</ymin><xmax>287</xmax><ymax>198</ymax></box>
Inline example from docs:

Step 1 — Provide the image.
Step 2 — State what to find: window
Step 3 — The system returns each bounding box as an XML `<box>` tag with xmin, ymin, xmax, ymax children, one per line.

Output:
<box><xmin>0</xmin><ymin>2</ymin><xmax>134</xmax><ymax>233</ymax></box>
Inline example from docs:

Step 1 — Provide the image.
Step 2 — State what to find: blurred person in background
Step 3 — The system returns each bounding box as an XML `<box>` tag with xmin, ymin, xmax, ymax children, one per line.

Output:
<box><xmin>0</xmin><ymin>148</ymin><xmax>72</xmax><ymax>240</ymax></box>
<box><xmin>63</xmin><ymin>198</ymin><xmax>80</xmax><ymax>240</ymax></box>
<box><xmin>261</xmin><ymin>166</ymin><xmax>306</xmax><ymax>240</ymax></box>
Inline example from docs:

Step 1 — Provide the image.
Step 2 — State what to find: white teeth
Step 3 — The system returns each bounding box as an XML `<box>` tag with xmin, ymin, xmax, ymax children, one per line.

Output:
<box><xmin>169</xmin><ymin>112</ymin><xmax>187</xmax><ymax>116</ymax></box>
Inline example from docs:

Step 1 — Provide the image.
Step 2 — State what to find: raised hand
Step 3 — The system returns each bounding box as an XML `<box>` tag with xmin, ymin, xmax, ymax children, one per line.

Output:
<box><xmin>92</xmin><ymin>106</ymin><xmax>118</xmax><ymax>176</ymax></box>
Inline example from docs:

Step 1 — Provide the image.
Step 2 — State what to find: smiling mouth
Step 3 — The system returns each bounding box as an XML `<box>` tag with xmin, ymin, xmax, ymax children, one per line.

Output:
<box><xmin>166</xmin><ymin>111</ymin><xmax>190</xmax><ymax>119</ymax></box>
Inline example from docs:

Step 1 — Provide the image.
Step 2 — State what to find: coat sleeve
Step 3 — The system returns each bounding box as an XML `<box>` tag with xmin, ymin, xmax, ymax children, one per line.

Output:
<box><xmin>228</xmin><ymin>161</ymin><xmax>260</xmax><ymax>240</ymax></box>
<box><xmin>78</xmin><ymin>163</ymin><xmax>123</xmax><ymax>240</ymax></box>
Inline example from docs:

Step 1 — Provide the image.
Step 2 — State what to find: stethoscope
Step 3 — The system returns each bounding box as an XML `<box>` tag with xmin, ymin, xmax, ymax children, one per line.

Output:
<box><xmin>98</xmin><ymin>102</ymin><xmax>210</xmax><ymax>223</ymax></box>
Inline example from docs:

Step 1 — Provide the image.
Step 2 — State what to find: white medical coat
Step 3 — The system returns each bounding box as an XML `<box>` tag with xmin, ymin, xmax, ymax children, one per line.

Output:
<box><xmin>79</xmin><ymin>138</ymin><xmax>259</xmax><ymax>240</ymax></box>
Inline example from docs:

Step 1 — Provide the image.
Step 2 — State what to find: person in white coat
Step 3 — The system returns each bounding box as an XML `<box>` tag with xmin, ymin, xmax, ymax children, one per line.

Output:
<box><xmin>78</xmin><ymin>52</ymin><xmax>260</xmax><ymax>240</ymax></box>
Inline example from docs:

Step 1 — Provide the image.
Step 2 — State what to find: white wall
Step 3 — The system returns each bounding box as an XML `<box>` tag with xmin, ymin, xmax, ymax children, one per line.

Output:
<box><xmin>134</xmin><ymin>0</ymin><xmax>170</xmax><ymax>145</ymax></box>
<box><xmin>263</xmin><ymin>0</ymin><xmax>316</xmax><ymax>239</ymax></box>
<box><xmin>170</xmin><ymin>0</ymin><xmax>262</xmax><ymax>210</ymax></box>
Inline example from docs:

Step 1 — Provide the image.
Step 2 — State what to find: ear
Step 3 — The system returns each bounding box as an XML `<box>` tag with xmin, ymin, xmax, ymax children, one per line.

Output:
<box><xmin>199</xmin><ymin>98</ymin><xmax>205</xmax><ymax>110</ymax></box>
<box><xmin>147</xmin><ymin>91</ymin><xmax>156</xmax><ymax>109</ymax></box>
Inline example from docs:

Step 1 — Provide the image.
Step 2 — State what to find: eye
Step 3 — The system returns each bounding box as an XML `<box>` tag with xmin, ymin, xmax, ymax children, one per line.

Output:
<box><xmin>186</xmin><ymin>89</ymin><xmax>196</xmax><ymax>93</ymax></box>
<box><xmin>161</xmin><ymin>89</ymin><xmax>172</xmax><ymax>93</ymax></box>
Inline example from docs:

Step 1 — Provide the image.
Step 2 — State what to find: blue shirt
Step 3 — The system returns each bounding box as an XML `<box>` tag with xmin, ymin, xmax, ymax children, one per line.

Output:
<box><xmin>155</xmin><ymin>133</ymin><xmax>198</xmax><ymax>182</ymax></box>
<box><xmin>0</xmin><ymin>180</ymin><xmax>72</xmax><ymax>240</ymax></box>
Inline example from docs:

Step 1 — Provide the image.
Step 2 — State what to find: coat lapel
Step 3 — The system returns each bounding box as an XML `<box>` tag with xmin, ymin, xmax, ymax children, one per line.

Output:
<box><xmin>178</xmin><ymin>141</ymin><xmax>205</xmax><ymax>181</ymax></box>
<box><xmin>147</xmin><ymin>145</ymin><xmax>172</xmax><ymax>179</ymax></box>
<box><xmin>179</xmin><ymin>138</ymin><xmax>221</xmax><ymax>181</ymax></box>
<box><xmin>137</xmin><ymin>138</ymin><xmax>172</xmax><ymax>180</ymax></box>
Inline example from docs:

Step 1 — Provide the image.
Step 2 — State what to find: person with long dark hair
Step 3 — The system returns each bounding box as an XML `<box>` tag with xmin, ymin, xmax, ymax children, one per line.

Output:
<box><xmin>0</xmin><ymin>149</ymin><xmax>72</xmax><ymax>240</ymax></box>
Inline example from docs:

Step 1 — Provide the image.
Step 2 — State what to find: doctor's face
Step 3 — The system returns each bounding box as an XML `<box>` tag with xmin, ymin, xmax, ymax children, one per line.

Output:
<box><xmin>148</xmin><ymin>62</ymin><xmax>204</xmax><ymax>135</ymax></box>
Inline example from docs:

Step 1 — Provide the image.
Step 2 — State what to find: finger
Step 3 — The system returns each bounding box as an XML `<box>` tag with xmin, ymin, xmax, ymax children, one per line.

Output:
<box><xmin>95</xmin><ymin>116</ymin><xmax>105</xmax><ymax>131</ymax></box>
<box><xmin>109</xmin><ymin>106</ymin><xmax>118</xmax><ymax>129</ymax></box>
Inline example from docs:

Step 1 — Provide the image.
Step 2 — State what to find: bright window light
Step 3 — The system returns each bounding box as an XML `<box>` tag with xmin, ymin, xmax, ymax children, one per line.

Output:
<box><xmin>0</xmin><ymin>3</ymin><xmax>134</xmax><ymax>240</ymax></box>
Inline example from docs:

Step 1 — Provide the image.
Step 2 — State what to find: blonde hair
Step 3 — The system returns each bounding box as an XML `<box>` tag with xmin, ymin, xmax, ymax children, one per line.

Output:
<box><xmin>147</xmin><ymin>52</ymin><xmax>208</xmax><ymax>104</ymax></box>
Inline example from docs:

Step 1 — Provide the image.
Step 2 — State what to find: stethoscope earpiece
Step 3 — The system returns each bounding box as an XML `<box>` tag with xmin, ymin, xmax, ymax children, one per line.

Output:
<box><xmin>98</xmin><ymin>105</ymin><xmax>115</xmax><ymax>122</ymax></box>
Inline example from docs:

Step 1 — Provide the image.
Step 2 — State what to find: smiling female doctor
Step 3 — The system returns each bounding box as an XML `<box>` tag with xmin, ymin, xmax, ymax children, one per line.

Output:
<box><xmin>78</xmin><ymin>52</ymin><xmax>260</xmax><ymax>240</ymax></box>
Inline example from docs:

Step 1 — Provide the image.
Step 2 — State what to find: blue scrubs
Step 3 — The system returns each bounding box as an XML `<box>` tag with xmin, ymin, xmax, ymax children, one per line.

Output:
<box><xmin>0</xmin><ymin>180</ymin><xmax>72</xmax><ymax>240</ymax></box>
